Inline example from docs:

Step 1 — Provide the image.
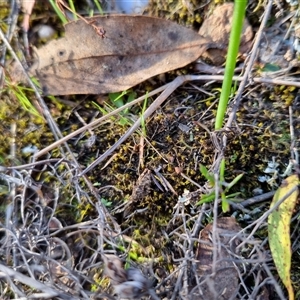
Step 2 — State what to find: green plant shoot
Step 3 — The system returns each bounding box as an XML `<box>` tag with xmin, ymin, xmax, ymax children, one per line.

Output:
<box><xmin>197</xmin><ymin>159</ymin><xmax>244</xmax><ymax>212</ymax></box>
<box><xmin>140</xmin><ymin>93</ymin><xmax>148</xmax><ymax>136</ymax></box>
<box><xmin>215</xmin><ymin>0</ymin><xmax>247</xmax><ymax>129</ymax></box>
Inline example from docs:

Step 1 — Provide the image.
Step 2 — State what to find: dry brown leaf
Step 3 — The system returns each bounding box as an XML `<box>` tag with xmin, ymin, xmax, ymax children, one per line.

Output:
<box><xmin>123</xmin><ymin>168</ymin><xmax>152</xmax><ymax>217</ymax></box>
<box><xmin>102</xmin><ymin>254</ymin><xmax>127</xmax><ymax>285</ymax></box>
<box><xmin>102</xmin><ymin>254</ymin><xmax>155</xmax><ymax>299</ymax></box>
<box><xmin>199</xmin><ymin>2</ymin><xmax>253</xmax><ymax>65</ymax></box>
<box><xmin>29</xmin><ymin>15</ymin><xmax>212</xmax><ymax>95</ymax></box>
<box><xmin>190</xmin><ymin>217</ymin><xmax>242</xmax><ymax>300</ymax></box>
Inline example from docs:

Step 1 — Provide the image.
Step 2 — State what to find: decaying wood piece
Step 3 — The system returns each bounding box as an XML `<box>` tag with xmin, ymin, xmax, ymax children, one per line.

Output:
<box><xmin>123</xmin><ymin>168</ymin><xmax>152</xmax><ymax>217</ymax></box>
<box><xmin>101</xmin><ymin>254</ymin><xmax>159</xmax><ymax>299</ymax></box>
<box><xmin>190</xmin><ymin>217</ymin><xmax>242</xmax><ymax>300</ymax></box>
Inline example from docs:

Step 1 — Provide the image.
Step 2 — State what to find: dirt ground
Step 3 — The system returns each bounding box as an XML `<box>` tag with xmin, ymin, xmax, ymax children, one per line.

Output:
<box><xmin>0</xmin><ymin>0</ymin><xmax>300</xmax><ymax>299</ymax></box>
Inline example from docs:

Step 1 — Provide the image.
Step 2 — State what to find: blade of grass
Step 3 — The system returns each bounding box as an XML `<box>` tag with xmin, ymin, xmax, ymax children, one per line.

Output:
<box><xmin>226</xmin><ymin>173</ymin><xmax>244</xmax><ymax>190</ymax></box>
<box><xmin>68</xmin><ymin>0</ymin><xmax>77</xmax><ymax>20</ymax></box>
<box><xmin>93</xmin><ymin>0</ymin><xmax>103</xmax><ymax>14</ymax></box>
<box><xmin>109</xmin><ymin>91</ymin><xmax>127</xmax><ymax>108</ymax></box>
<box><xmin>49</xmin><ymin>0</ymin><xmax>68</xmax><ymax>24</ymax></box>
<box><xmin>200</xmin><ymin>164</ymin><xmax>215</xmax><ymax>184</ymax></box>
<box><xmin>215</xmin><ymin>0</ymin><xmax>247</xmax><ymax>129</ymax></box>
<box><xmin>140</xmin><ymin>93</ymin><xmax>148</xmax><ymax>136</ymax></box>
<box><xmin>220</xmin><ymin>158</ymin><xmax>229</xmax><ymax>212</ymax></box>
<box><xmin>197</xmin><ymin>192</ymin><xmax>216</xmax><ymax>205</ymax></box>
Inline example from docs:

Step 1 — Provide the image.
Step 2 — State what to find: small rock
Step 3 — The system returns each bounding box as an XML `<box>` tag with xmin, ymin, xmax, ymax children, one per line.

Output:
<box><xmin>37</xmin><ymin>25</ymin><xmax>55</xmax><ymax>40</ymax></box>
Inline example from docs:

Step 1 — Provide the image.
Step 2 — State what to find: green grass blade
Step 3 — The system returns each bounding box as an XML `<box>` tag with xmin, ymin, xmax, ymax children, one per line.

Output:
<box><xmin>215</xmin><ymin>0</ymin><xmax>247</xmax><ymax>129</ymax></box>
<box><xmin>49</xmin><ymin>0</ymin><xmax>68</xmax><ymax>24</ymax></box>
<box><xmin>200</xmin><ymin>164</ymin><xmax>215</xmax><ymax>184</ymax></box>
<box><xmin>226</xmin><ymin>173</ymin><xmax>244</xmax><ymax>190</ymax></box>
<box><xmin>197</xmin><ymin>192</ymin><xmax>216</xmax><ymax>205</ymax></box>
<box><xmin>93</xmin><ymin>0</ymin><xmax>103</xmax><ymax>14</ymax></box>
<box><xmin>68</xmin><ymin>0</ymin><xmax>77</xmax><ymax>20</ymax></box>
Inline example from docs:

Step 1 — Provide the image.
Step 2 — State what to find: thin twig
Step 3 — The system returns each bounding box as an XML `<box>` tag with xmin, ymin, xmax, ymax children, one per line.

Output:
<box><xmin>239</xmin><ymin>191</ymin><xmax>275</xmax><ymax>207</ymax></box>
<box><xmin>27</xmin><ymin>73</ymin><xmax>300</xmax><ymax>170</ymax></box>
<box><xmin>79</xmin><ymin>74</ymin><xmax>300</xmax><ymax>175</ymax></box>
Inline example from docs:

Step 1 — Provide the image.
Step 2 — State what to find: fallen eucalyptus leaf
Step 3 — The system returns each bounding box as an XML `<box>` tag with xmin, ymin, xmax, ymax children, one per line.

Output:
<box><xmin>29</xmin><ymin>15</ymin><xmax>213</xmax><ymax>95</ymax></box>
<box><xmin>268</xmin><ymin>174</ymin><xmax>299</xmax><ymax>300</ymax></box>
<box><xmin>191</xmin><ymin>217</ymin><xmax>242</xmax><ymax>299</ymax></box>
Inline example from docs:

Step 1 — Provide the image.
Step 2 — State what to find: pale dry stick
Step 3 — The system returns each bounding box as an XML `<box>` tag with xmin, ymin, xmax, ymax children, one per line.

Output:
<box><xmin>0</xmin><ymin>264</ymin><xmax>73</xmax><ymax>299</ymax></box>
<box><xmin>180</xmin><ymin>243</ymin><xmax>190</xmax><ymax>300</ymax></box>
<box><xmin>180</xmin><ymin>172</ymin><xmax>202</xmax><ymax>189</ymax></box>
<box><xmin>239</xmin><ymin>191</ymin><xmax>275</xmax><ymax>207</ymax></box>
<box><xmin>279</xmin><ymin>105</ymin><xmax>298</xmax><ymax>176</ymax></box>
<box><xmin>179</xmin><ymin>213</ymin><xmax>197</xmax><ymax>299</ymax></box>
<box><xmin>73</xmin><ymin>110</ymin><xmax>95</xmax><ymax>137</ymax></box>
<box><xmin>171</xmin><ymin>263</ymin><xmax>185</xmax><ymax>300</ymax></box>
<box><xmin>283</xmin><ymin>10</ymin><xmax>298</xmax><ymax>40</ymax></box>
<box><xmin>1</xmin><ymin>158</ymin><xmax>74</xmax><ymax>171</ymax></box>
<box><xmin>289</xmin><ymin>105</ymin><xmax>297</xmax><ymax>162</ymax></box>
<box><xmin>236</xmin><ymin>185</ymin><xmax>298</xmax><ymax>250</ymax></box>
<box><xmin>138</xmin><ymin>135</ymin><xmax>145</xmax><ymax>171</ymax></box>
<box><xmin>0</xmin><ymin>27</ymin><xmax>123</xmax><ymax>230</ymax></box>
<box><xmin>0</xmin><ymin>28</ymin><xmax>64</xmax><ymax>144</ymax></box>
<box><xmin>79</xmin><ymin>75</ymin><xmax>300</xmax><ymax>176</ymax></box>
<box><xmin>30</xmin><ymin>75</ymin><xmax>300</xmax><ymax>165</ymax></box>
<box><xmin>80</xmin><ymin>75</ymin><xmax>300</xmax><ymax>175</ymax></box>
<box><xmin>33</xmin><ymin>84</ymin><xmax>168</xmax><ymax>159</ymax></box>
<box><xmin>262</xmin><ymin>261</ymin><xmax>286</xmax><ymax>299</ymax></box>
<box><xmin>191</xmin><ymin>205</ymin><xmax>206</xmax><ymax>238</ymax></box>
<box><xmin>0</xmin><ymin>0</ymin><xmax>19</xmax><ymax>83</ymax></box>
<box><xmin>21</xmin><ymin>0</ymin><xmax>35</xmax><ymax>58</ymax></box>
<box><xmin>80</xmin><ymin>76</ymin><xmax>194</xmax><ymax>175</ymax></box>
<box><xmin>8</xmin><ymin>124</ymin><xmax>17</xmax><ymax>259</ymax></box>
<box><xmin>251</xmin><ymin>76</ymin><xmax>300</xmax><ymax>86</ymax></box>
<box><xmin>211</xmin><ymin>172</ymin><xmax>221</xmax><ymax>276</ymax></box>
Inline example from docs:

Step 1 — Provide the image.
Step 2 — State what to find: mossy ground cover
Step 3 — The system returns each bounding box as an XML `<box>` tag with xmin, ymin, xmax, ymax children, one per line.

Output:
<box><xmin>0</xmin><ymin>0</ymin><xmax>299</xmax><ymax>299</ymax></box>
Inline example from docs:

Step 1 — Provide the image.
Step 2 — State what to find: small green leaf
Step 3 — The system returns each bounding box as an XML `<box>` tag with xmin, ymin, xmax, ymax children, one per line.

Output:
<box><xmin>200</xmin><ymin>164</ymin><xmax>215</xmax><ymax>184</ymax></box>
<box><xmin>197</xmin><ymin>192</ymin><xmax>216</xmax><ymax>205</ymax></box>
<box><xmin>109</xmin><ymin>91</ymin><xmax>126</xmax><ymax>108</ymax></box>
<box><xmin>220</xmin><ymin>158</ymin><xmax>225</xmax><ymax>182</ymax></box>
<box><xmin>226</xmin><ymin>173</ymin><xmax>244</xmax><ymax>190</ymax></box>
<box><xmin>225</xmin><ymin>192</ymin><xmax>241</xmax><ymax>199</ymax></box>
<box><xmin>221</xmin><ymin>193</ymin><xmax>229</xmax><ymax>212</ymax></box>
<box><xmin>262</xmin><ymin>63</ymin><xmax>281</xmax><ymax>72</ymax></box>
<box><xmin>101</xmin><ymin>198</ymin><xmax>112</xmax><ymax>207</ymax></box>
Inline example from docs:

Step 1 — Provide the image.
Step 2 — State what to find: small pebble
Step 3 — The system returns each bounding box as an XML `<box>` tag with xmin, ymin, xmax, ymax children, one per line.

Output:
<box><xmin>37</xmin><ymin>25</ymin><xmax>55</xmax><ymax>40</ymax></box>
